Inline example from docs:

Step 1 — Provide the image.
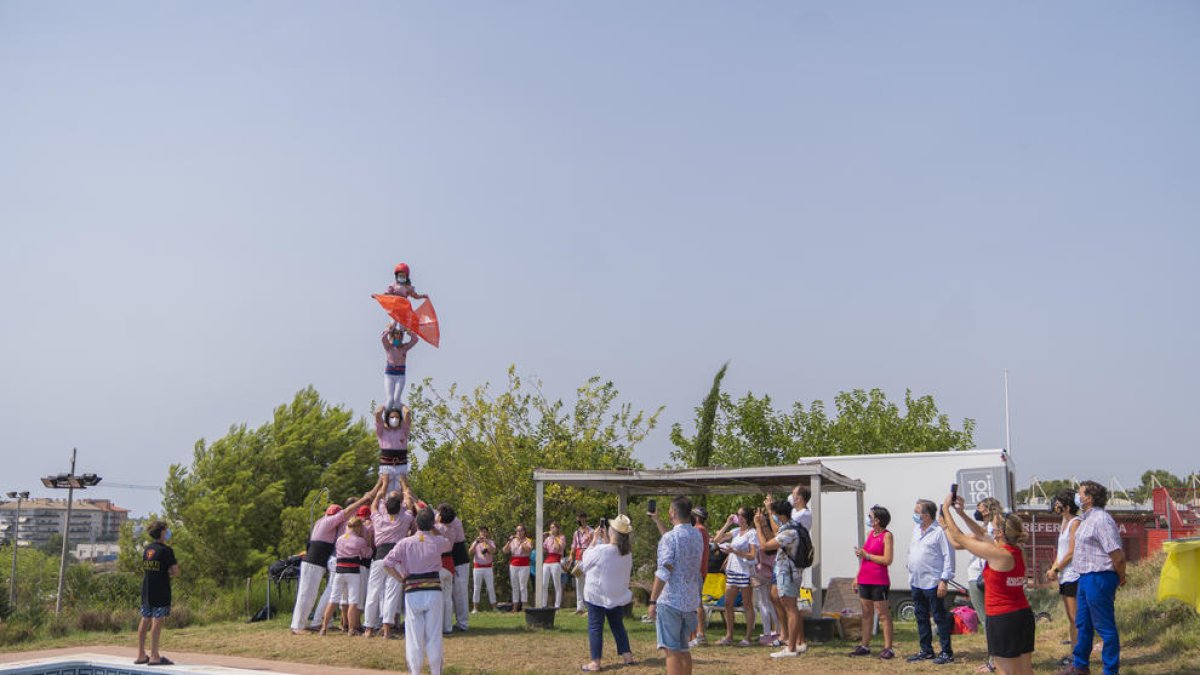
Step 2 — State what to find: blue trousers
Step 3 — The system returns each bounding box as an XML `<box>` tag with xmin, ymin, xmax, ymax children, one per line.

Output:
<box><xmin>1074</xmin><ymin>571</ymin><xmax>1120</xmax><ymax>675</ymax></box>
<box><xmin>586</xmin><ymin>601</ymin><xmax>631</xmax><ymax>662</ymax></box>
<box><xmin>911</xmin><ymin>586</ymin><xmax>953</xmax><ymax>655</ymax></box>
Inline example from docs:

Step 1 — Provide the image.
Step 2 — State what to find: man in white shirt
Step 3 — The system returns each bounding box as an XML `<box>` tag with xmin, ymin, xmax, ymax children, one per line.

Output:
<box><xmin>906</xmin><ymin>499</ymin><xmax>955</xmax><ymax>665</ymax></box>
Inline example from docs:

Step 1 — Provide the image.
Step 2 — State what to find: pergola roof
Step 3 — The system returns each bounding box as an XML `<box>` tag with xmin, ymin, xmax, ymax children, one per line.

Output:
<box><xmin>532</xmin><ymin>460</ymin><xmax>865</xmax><ymax>496</ymax></box>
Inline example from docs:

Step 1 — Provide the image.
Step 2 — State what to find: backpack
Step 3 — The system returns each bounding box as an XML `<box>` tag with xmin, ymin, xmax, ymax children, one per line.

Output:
<box><xmin>780</xmin><ymin>522</ymin><xmax>814</xmax><ymax>570</ymax></box>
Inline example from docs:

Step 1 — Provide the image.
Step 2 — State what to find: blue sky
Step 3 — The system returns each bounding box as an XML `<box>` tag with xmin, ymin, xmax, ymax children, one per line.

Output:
<box><xmin>2</xmin><ymin>2</ymin><xmax>1197</xmax><ymax>516</ymax></box>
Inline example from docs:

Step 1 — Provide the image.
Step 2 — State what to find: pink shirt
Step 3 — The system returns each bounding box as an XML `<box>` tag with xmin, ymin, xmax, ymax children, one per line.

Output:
<box><xmin>371</xmin><ymin>500</ymin><xmax>414</xmax><ymax>546</ymax></box>
<box><xmin>572</xmin><ymin>526</ymin><xmax>593</xmax><ymax>560</ymax></box>
<box><xmin>376</xmin><ymin>417</ymin><xmax>410</xmax><ymax>450</ymax></box>
<box><xmin>385</xmin><ymin>282</ymin><xmax>417</xmax><ymax>297</ymax></box>
<box><xmin>310</xmin><ymin>511</ymin><xmax>348</xmax><ymax>544</ymax></box>
<box><xmin>335</xmin><ymin>532</ymin><xmax>372</xmax><ymax>560</ymax></box>
<box><xmin>384</xmin><ymin>530</ymin><xmax>451</xmax><ymax>577</ymax></box>
<box><xmin>856</xmin><ymin>529</ymin><xmax>891</xmax><ymax>586</ymax></box>
<box><xmin>436</xmin><ymin>518</ymin><xmax>466</xmax><ymax>544</ymax></box>
<box><xmin>381</xmin><ymin>331</ymin><xmax>411</xmax><ymax>367</ymax></box>
<box><xmin>472</xmin><ymin>538</ymin><xmax>496</xmax><ymax>566</ymax></box>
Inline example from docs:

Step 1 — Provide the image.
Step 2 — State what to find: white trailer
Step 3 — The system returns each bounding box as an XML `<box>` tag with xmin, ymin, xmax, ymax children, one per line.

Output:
<box><xmin>812</xmin><ymin>449</ymin><xmax>1016</xmax><ymax>617</ymax></box>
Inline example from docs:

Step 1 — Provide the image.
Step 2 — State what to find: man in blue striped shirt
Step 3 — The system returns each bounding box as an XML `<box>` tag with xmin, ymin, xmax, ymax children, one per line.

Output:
<box><xmin>648</xmin><ymin>496</ymin><xmax>704</xmax><ymax>675</ymax></box>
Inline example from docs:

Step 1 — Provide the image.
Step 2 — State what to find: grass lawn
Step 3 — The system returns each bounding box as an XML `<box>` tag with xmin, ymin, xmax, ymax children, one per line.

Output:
<box><xmin>4</xmin><ymin>606</ymin><xmax>1196</xmax><ymax>675</ymax></box>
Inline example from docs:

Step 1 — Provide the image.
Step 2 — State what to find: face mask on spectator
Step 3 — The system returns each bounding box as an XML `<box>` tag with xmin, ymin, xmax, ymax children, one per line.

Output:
<box><xmin>912</xmin><ymin>513</ymin><xmax>922</xmax><ymax>525</ymax></box>
<box><xmin>973</xmin><ymin>509</ymin><xmax>984</xmax><ymax>521</ymax></box>
<box><xmin>1075</xmin><ymin>493</ymin><xmax>1083</xmax><ymax>508</ymax></box>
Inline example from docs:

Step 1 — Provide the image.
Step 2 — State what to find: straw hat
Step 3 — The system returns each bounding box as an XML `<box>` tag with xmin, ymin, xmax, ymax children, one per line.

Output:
<box><xmin>609</xmin><ymin>514</ymin><xmax>633</xmax><ymax>534</ymax></box>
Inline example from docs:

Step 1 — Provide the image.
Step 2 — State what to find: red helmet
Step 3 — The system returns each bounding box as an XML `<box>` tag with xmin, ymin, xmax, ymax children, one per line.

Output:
<box><xmin>394</xmin><ymin>263</ymin><xmax>410</xmax><ymax>275</ymax></box>
<box><xmin>356</xmin><ymin>505</ymin><xmax>371</xmax><ymax>518</ymax></box>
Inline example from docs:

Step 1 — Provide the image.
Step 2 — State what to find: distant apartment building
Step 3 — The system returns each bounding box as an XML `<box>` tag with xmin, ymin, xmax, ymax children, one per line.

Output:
<box><xmin>0</xmin><ymin>498</ymin><xmax>130</xmax><ymax>548</ymax></box>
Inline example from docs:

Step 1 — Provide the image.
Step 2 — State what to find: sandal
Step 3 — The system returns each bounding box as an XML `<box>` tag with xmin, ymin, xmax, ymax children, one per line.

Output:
<box><xmin>148</xmin><ymin>657</ymin><xmax>174</xmax><ymax>666</ymax></box>
<box><xmin>736</xmin><ymin>639</ymin><xmax>753</xmax><ymax>647</ymax></box>
<box><xmin>134</xmin><ymin>657</ymin><xmax>149</xmax><ymax>665</ymax></box>
<box><xmin>621</xmin><ymin>653</ymin><xmax>638</xmax><ymax>666</ymax></box>
<box><xmin>581</xmin><ymin>663</ymin><xmax>601</xmax><ymax>672</ymax></box>
<box><xmin>715</xmin><ymin>637</ymin><xmax>734</xmax><ymax>646</ymax></box>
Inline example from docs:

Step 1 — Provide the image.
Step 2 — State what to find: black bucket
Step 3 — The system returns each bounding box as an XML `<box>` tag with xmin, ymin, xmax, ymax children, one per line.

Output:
<box><xmin>803</xmin><ymin>617</ymin><xmax>837</xmax><ymax>643</ymax></box>
<box><xmin>525</xmin><ymin>606</ymin><xmax>557</xmax><ymax>629</ymax></box>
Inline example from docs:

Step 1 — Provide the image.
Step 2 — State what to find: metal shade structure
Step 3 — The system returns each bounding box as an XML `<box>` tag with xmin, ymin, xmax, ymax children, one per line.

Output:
<box><xmin>531</xmin><ymin>459</ymin><xmax>867</xmax><ymax>614</ymax></box>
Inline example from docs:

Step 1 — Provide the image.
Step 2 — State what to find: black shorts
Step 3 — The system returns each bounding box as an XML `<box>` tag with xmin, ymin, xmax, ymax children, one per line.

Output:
<box><xmin>985</xmin><ymin>607</ymin><xmax>1035</xmax><ymax>658</ymax></box>
<box><xmin>857</xmin><ymin>584</ymin><xmax>888</xmax><ymax>601</ymax></box>
<box><xmin>1058</xmin><ymin>581</ymin><xmax>1078</xmax><ymax>598</ymax></box>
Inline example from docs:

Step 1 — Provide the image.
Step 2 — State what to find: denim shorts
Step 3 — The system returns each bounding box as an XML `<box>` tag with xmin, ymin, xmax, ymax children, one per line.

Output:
<box><xmin>140</xmin><ymin>605</ymin><xmax>171</xmax><ymax>619</ymax></box>
<box><xmin>775</xmin><ymin>569</ymin><xmax>799</xmax><ymax>598</ymax></box>
<box><xmin>655</xmin><ymin>603</ymin><xmax>697</xmax><ymax>652</ymax></box>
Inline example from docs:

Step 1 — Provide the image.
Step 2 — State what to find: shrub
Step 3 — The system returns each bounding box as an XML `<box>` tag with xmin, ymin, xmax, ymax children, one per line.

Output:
<box><xmin>114</xmin><ymin>608</ymin><xmax>142</xmax><ymax>632</ymax></box>
<box><xmin>164</xmin><ymin>605</ymin><xmax>193</xmax><ymax>629</ymax></box>
<box><xmin>76</xmin><ymin>609</ymin><xmax>123</xmax><ymax>633</ymax></box>
<box><xmin>45</xmin><ymin>615</ymin><xmax>71</xmax><ymax>638</ymax></box>
<box><xmin>0</xmin><ymin>622</ymin><xmax>36</xmax><ymax>646</ymax></box>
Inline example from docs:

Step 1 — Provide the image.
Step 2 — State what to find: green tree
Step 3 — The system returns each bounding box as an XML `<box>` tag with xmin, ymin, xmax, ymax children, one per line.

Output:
<box><xmin>670</xmin><ymin>381</ymin><xmax>975</xmax><ymax>515</ymax></box>
<box><xmin>671</xmin><ymin>386</ymin><xmax>974</xmax><ymax>468</ymax></box>
<box><xmin>406</xmin><ymin>367</ymin><xmax>662</xmax><ymax>573</ymax></box>
<box><xmin>1132</xmin><ymin>469</ymin><xmax>1185</xmax><ymax>502</ymax></box>
<box><xmin>163</xmin><ymin>387</ymin><xmax>377</xmax><ymax>584</ymax></box>
<box><xmin>1015</xmin><ymin>478</ymin><xmax>1076</xmax><ymax>504</ymax></box>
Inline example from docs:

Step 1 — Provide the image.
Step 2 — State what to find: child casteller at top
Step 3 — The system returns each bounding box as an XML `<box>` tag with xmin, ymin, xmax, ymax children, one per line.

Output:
<box><xmin>384</xmin><ymin>263</ymin><xmax>429</xmax><ymax>303</ymax></box>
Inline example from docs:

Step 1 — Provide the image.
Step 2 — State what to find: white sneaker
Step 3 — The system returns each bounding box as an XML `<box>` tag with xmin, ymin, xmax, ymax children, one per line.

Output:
<box><xmin>795</xmin><ymin>642</ymin><xmax>809</xmax><ymax>654</ymax></box>
<box><xmin>471</xmin><ymin>609</ymin><xmax>478</xmax><ymax>614</ymax></box>
<box><xmin>770</xmin><ymin>648</ymin><xmax>797</xmax><ymax>659</ymax></box>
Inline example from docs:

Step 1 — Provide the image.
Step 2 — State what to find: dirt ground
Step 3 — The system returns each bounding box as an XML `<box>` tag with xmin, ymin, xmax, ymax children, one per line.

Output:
<box><xmin>3</xmin><ymin>609</ymin><xmax>1196</xmax><ymax>674</ymax></box>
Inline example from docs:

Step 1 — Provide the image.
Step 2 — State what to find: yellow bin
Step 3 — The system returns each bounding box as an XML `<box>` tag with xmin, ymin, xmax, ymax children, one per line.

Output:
<box><xmin>1157</xmin><ymin>538</ymin><xmax>1200</xmax><ymax>613</ymax></box>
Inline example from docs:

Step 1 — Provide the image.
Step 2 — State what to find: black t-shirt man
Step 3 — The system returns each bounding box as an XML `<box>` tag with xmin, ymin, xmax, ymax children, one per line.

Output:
<box><xmin>142</xmin><ymin>541</ymin><xmax>178</xmax><ymax>609</ymax></box>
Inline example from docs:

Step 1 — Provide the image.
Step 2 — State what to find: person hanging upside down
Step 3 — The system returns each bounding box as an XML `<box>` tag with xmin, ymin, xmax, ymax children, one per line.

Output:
<box><xmin>375</xmin><ymin>404</ymin><xmax>411</xmax><ymax>494</ymax></box>
<box><xmin>382</xmin><ymin>324</ymin><xmax>418</xmax><ymax>410</ymax></box>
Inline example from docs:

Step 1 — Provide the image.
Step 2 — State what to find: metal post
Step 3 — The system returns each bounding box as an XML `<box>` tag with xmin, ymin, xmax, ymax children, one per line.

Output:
<box><xmin>810</xmin><ymin>474</ymin><xmax>823</xmax><ymax>615</ymax></box>
<box><xmin>534</xmin><ymin>480</ymin><xmax>544</xmax><ymax>609</ymax></box>
<box><xmin>1004</xmin><ymin>369</ymin><xmax>1013</xmax><ymax>455</ymax></box>
<box><xmin>617</xmin><ymin>488</ymin><xmax>628</xmax><ymax>516</ymax></box>
<box><xmin>55</xmin><ymin>449</ymin><xmax>77</xmax><ymax>615</ymax></box>
<box><xmin>855</xmin><ymin>488</ymin><xmax>866</xmax><ymax>547</ymax></box>
<box><xmin>9</xmin><ymin>494</ymin><xmax>22</xmax><ymax>607</ymax></box>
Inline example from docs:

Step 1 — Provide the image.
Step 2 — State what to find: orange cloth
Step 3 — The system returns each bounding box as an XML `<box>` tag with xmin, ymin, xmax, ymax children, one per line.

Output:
<box><xmin>372</xmin><ymin>294</ymin><xmax>440</xmax><ymax>347</ymax></box>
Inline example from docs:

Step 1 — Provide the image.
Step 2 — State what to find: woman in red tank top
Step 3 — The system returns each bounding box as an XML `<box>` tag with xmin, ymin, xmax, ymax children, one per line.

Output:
<box><xmin>939</xmin><ymin>494</ymin><xmax>1035</xmax><ymax>675</ymax></box>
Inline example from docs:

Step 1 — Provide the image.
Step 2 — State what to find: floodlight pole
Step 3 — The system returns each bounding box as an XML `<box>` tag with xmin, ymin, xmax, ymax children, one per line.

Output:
<box><xmin>1003</xmin><ymin>369</ymin><xmax>1013</xmax><ymax>456</ymax></box>
<box><xmin>7</xmin><ymin>491</ymin><xmax>28</xmax><ymax>607</ymax></box>
<box><xmin>55</xmin><ymin>449</ymin><xmax>77</xmax><ymax>615</ymax></box>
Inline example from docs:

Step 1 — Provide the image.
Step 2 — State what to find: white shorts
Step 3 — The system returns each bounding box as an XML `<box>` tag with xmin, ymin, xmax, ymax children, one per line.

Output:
<box><xmin>380</xmin><ymin>463</ymin><xmax>410</xmax><ymax>477</ymax></box>
<box><xmin>331</xmin><ymin>572</ymin><xmax>363</xmax><ymax>606</ymax></box>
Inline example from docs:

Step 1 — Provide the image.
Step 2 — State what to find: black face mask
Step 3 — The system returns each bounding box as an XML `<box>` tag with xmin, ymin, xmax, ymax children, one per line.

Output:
<box><xmin>973</xmin><ymin>509</ymin><xmax>984</xmax><ymax>521</ymax></box>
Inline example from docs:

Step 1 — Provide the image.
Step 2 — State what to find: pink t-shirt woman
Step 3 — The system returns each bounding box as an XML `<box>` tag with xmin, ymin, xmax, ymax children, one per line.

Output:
<box><xmin>856</xmin><ymin>528</ymin><xmax>891</xmax><ymax>587</ymax></box>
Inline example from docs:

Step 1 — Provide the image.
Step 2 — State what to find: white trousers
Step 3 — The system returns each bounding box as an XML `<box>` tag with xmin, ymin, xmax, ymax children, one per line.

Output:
<box><xmin>539</xmin><ymin>562</ymin><xmax>564</xmax><ymax>608</ymax></box>
<box><xmin>452</xmin><ymin>562</ymin><xmax>470</xmax><ymax>629</ymax></box>
<box><xmin>576</xmin><ymin>567</ymin><xmax>589</xmax><ymax>610</ymax></box>
<box><xmin>363</xmin><ymin>562</ymin><xmax>403</xmax><ymax>628</ymax></box>
<box><xmin>404</xmin><ymin>589</ymin><xmax>444</xmax><ymax>675</ymax></box>
<box><xmin>753</xmin><ymin>584</ymin><xmax>777</xmax><ymax>635</ymax></box>
<box><xmin>440</xmin><ymin>568</ymin><xmax>455</xmax><ymax>632</ymax></box>
<box><xmin>384</xmin><ymin>373</ymin><xmax>406</xmax><ymax>410</ymax></box>
<box><xmin>310</xmin><ymin>557</ymin><xmax>336</xmax><ymax>627</ymax></box>
<box><xmin>379</xmin><ymin>463</ymin><xmax>409</xmax><ymax>494</ymax></box>
<box><xmin>472</xmin><ymin>567</ymin><xmax>496</xmax><ymax>606</ymax></box>
<box><xmin>291</xmin><ymin>560</ymin><xmax>327</xmax><ymax>630</ymax></box>
<box><xmin>510</xmin><ymin>565</ymin><xmax>529</xmax><ymax>603</ymax></box>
